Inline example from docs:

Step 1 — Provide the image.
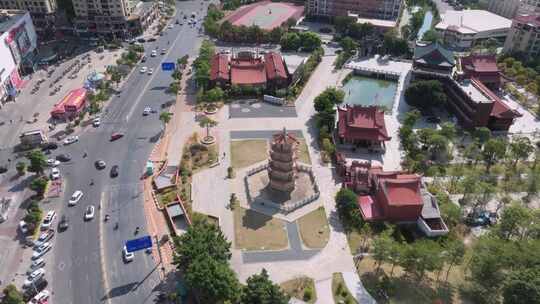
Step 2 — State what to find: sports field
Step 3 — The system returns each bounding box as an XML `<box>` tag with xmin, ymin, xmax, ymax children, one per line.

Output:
<box><xmin>225</xmin><ymin>1</ymin><xmax>304</xmax><ymax>30</ymax></box>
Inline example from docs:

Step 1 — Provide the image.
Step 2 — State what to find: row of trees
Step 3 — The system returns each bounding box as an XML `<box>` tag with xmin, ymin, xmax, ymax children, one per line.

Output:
<box><xmin>280</xmin><ymin>31</ymin><xmax>321</xmax><ymax>52</ymax></box>
<box><xmin>498</xmin><ymin>56</ymin><xmax>540</xmax><ymax>97</ymax></box>
<box><xmin>313</xmin><ymin>88</ymin><xmax>345</xmax><ymax>162</ymax></box>
<box><xmin>194</xmin><ymin>40</ymin><xmax>215</xmax><ymax>91</ymax></box>
<box><xmin>173</xmin><ymin>218</ymin><xmax>290</xmax><ymax>303</ymax></box>
<box><xmin>334</xmin><ymin>37</ymin><xmax>358</xmax><ymax>68</ymax></box>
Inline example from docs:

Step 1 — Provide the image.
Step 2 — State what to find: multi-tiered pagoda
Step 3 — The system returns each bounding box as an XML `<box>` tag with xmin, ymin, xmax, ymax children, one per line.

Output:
<box><xmin>268</xmin><ymin>128</ymin><xmax>299</xmax><ymax>193</ymax></box>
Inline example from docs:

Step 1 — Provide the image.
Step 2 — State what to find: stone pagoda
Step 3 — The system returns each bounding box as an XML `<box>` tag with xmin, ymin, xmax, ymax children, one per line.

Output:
<box><xmin>268</xmin><ymin>128</ymin><xmax>299</xmax><ymax>193</ymax></box>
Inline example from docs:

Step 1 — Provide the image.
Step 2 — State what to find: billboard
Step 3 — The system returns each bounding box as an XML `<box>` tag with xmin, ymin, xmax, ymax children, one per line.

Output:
<box><xmin>161</xmin><ymin>62</ymin><xmax>175</xmax><ymax>71</ymax></box>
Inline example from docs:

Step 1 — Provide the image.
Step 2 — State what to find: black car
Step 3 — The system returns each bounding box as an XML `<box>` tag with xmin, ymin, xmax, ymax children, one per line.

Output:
<box><xmin>41</xmin><ymin>142</ymin><xmax>58</xmax><ymax>151</ymax></box>
<box><xmin>56</xmin><ymin>153</ymin><xmax>71</xmax><ymax>162</ymax></box>
<box><xmin>110</xmin><ymin>165</ymin><xmax>119</xmax><ymax>178</ymax></box>
<box><xmin>147</xmin><ymin>37</ymin><xmax>157</xmax><ymax>42</ymax></box>
<box><xmin>95</xmin><ymin>160</ymin><xmax>106</xmax><ymax>169</ymax></box>
<box><xmin>141</xmin><ymin>55</ymin><xmax>147</xmax><ymax>62</ymax></box>
<box><xmin>175</xmin><ymin>19</ymin><xmax>179</xmax><ymax>24</ymax></box>
<box><xmin>59</xmin><ymin>215</ymin><xmax>69</xmax><ymax>231</ymax></box>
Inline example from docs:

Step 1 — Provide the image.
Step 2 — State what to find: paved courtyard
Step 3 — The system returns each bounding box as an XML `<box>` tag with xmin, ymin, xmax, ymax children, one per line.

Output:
<box><xmin>229</xmin><ymin>100</ymin><xmax>297</xmax><ymax>118</ymax></box>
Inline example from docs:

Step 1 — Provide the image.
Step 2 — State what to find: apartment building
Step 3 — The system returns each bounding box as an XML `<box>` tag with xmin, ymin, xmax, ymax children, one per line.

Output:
<box><xmin>307</xmin><ymin>0</ymin><xmax>402</xmax><ymax>21</ymax></box>
<box><xmin>71</xmin><ymin>0</ymin><xmax>134</xmax><ymax>38</ymax></box>
<box><xmin>503</xmin><ymin>14</ymin><xmax>540</xmax><ymax>57</ymax></box>
<box><xmin>0</xmin><ymin>0</ymin><xmax>56</xmax><ymax>33</ymax></box>
<box><xmin>487</xmin><ymin>0</ymin><xmax>540</xmax><ymax>19</ymax></box>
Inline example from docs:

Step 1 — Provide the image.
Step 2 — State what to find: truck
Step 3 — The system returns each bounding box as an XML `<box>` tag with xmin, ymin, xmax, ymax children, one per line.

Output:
<box><xmin>19</xmin><ymin>129</ymin><xmax>48</xmax><ymax>148</ymax></box>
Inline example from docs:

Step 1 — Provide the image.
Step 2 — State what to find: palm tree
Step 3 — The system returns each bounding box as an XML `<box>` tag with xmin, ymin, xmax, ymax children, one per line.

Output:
<box><xmin>199</xmin><ymin>115</ymin><xmax>218</xmax><ymax>139</ymax></box>
<box><xmin>159</xmin><ymin>112</ymin><xmax>173</xmax><ymax>136</ymax></box>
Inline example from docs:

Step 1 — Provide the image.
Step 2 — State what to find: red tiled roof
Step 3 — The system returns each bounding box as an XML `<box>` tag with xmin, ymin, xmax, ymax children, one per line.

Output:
<box><xmin>461</xmin><ymin>54</ymin><xmax>499</xmax><ymax>73</ymax></box>
<box><xmin>469</xmin><ymin>77</ymin><xmax>522</xmax><ymax>119</ymax></box>
<box><xmin>514</xmin><ymin>14</ymin><xmax>540</xmax><ymax>27</ymax></box>
<box><xmin>210</xmin><ymin>54</ymin><xmax>230</xmax><ymax>81</ymax></box>
<box><xmin>230</xmin><ymin>58</ymin><xmax>267</xmax><ymax>85</ymax></box>
<box><xmin>264</xmin><ymin>52</ymin><xmax>288</xmax><ymax>80</ymax></box>
<box><xmin>337</xmin><ymin>105</ymin><xmax>391</xmax><ymax>142</ymax></box>
<box><xmin>380</xmin><ymin>178</ymin><xmax>423</xmax><ymax>207</ymax></box>
<box><xmin>358</xmin><ymin>195</ymin><xmax>384</xmax><ymax>221</ymax></box>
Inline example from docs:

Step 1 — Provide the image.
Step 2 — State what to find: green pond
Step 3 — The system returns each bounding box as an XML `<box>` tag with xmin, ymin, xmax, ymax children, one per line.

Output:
<box><xmin>342</xmin><ymin>75</ymin><xmax>398</xmax><ymax>111</ymax></box>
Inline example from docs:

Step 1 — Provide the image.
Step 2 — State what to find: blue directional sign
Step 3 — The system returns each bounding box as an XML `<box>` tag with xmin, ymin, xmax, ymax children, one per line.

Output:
<box><xmin>125</xmin><ymin>235</ymin><xmax>153</xmax><ymax>252</ymax></box>
<box><xmin>161</xmin><ymin>62</ymin><xmax>175</xmax><ymax>71</ymax></box>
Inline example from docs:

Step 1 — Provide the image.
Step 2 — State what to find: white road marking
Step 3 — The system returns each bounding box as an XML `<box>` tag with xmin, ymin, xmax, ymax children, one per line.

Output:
<box><xmin>98</xmin><ymin>189</ymin><xmax>112</xmax><ymax>304</ymax></box>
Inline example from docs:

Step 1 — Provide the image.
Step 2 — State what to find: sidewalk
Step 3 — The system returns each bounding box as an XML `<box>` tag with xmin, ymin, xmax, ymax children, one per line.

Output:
<box><xmin>342</xmin><ymin>271</ymin><xmax>377</xmax><ymax>304</ymax></box>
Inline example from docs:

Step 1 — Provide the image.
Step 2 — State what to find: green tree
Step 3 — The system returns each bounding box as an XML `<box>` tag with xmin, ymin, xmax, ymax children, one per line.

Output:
<box><xmin>199</xmin><ymin>115</ymin><xmax>218</xmax><ymax>139</ymax></box>
<box><xmin>241</xmin><ymin>269</ymin><xmax>289</xmax><ymax>304</ymax></box>
<box><xmin>280</xmin><ymin>32</ymin><xmax>301</xmax><ymax>51</ymax></box>
<box><xmin>340</xmin><ymin>36</ymin><xmax>358</xmax><ymax>54</ymax></box>
<box><xmin>509</xmin><ymin>137</ymin><xmax>534</xmax><ymax>168</ymax></box>
<box><xmin>110</xmin><ymin>71</ymin><xmax>122</xmax><ymax>88</ymax></box>
<box><xmin>422</xmin><ymin>29</ymin><xmax>441</xmax><ymax>43</ymax></box>
<box><xmin>503</xmin><ymin>267</ymin><xmax>540</xmax><ymax>304</ymax></box>
<box><xmin>399</xmin><ymin>240</ymin><xmax>443</xmax><ymax>280</ymax></box>
<box><xmin>372</xmin><ymin>229</ymin><xmax>394</xmax><ymax>272</ymax></box>
<box><xmin>473</xmin><ymin>127</ymin><xmax>491</xmax><ymax>144</ymax></box>
<box><xmin>333</xmin><ymin>16</ymin><xmax>356</xmax><ymax>34</ymax></box>
<box><xmin>2</xmin><ymin>284</ymin><xmax>24</xmax><ymax>304</ymax></box>
<box><xmin>15</xmin><ymin>162</ymin><xmax>26</xmax><ymax>175</ymax></box>
<box><xmin>482</xmin><ymin>138</ymin><xmax>507</xmax><ymax>172</ymax></box>
<box><xmin>30</xmin><ymin>176</ymin><xmax>48</xmax><ymax>197</ymax></box>
<box><xmin>404</xmin><ymin>80</ymin><xmax>447</xmax><ymax>110</ymax></box>
<box><xmin>335</xmin><ymin>188</ymin><xmax>363</xmax><ymax>230</ymax></box>
<box><xmin>268</xmin><ymin>27</ymin><xmax>283</xmax><ymax>44</ymax></box>
<box><xmin>205</xmin><ymin>87</ymin><xmax>225</xmax><ymax>102</ymax></box>
<box><xmin>444</xmin><ymin>240</ymin><xmax>465</xmax><ymax>281</ymax></box>
<box><xmin>185</xmin><ymin>254</ymin><xmax>241</xmax><ymax>303</ymax></box>
<box><xmin>172</xmin><ymin>218</ymin><xmax>231</xmax><ymax>271</ymax></box>
<box><xmin>496</xmin><ymin>203</ymin><xmax>532</xmax><ymax>240</ymax></box>
<box><xmin>26</xmin><ymin>149</ymin><xmax>47</xmax><ymax>174</ymax></box>
<box><xmin>299</xmin><ymin>32</ymin><xmax>321</xmax><ymax>51</ymax></box>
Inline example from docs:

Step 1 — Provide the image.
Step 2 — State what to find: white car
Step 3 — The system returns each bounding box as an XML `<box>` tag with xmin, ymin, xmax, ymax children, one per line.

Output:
<box><xmin>68</xmin><ymin>190</ymin><xmax>83</xmax><ymax>206</ymax></box>
<box><xmin>168</xmin><ymin>24</ymin><xmax>173</xmax><ymax>29</ymax></box>
<box><xmin>29</xmin><ymin>289</ymin><xmax>50</xmax><ymax>304</ymax></box>
<box><xmin>123</xmin><ymin>246</ymin><xmax>134</xmax><ymax>262</ymax></box>
<box><xmin>24</xmin><ymin>268</ymin><xmax>45</xmax><ymax>287</ymax></box>
<box><xmin>27</xmin><ymin>258</ymin><xmax>45</xmax><ymax>274</ymax></box>
<box><xmin>84</xmin><ymin>205</ymin><xmax>95</xmax><ymax>220</ymax></box>
<box><xmin>50</xmin><ymin>167</ymin><xmax>60</xmax><ymax>180</ymax></box>
<box><xmin>142</xmin><ymin>107</ymin><xmax>152</xmax><ymax>116</ymax></box>
<box><xmin>46</xmin><ymin>159</ymin><xmax>60</xmax><ymax>167</ymax></box>
<box><xmin>148</xmin><ymin>68</ymin><xmax>153</xmax><ymax>75</ymax></box>
<box><xmin>140</xmin><ymin>66</ymin><xmax>148</xmax><ymax>73</ymax></box>
<box><xmin>160</xmin><ymin>49</ymin><xmax>166</xmax><ymax>55</ymax></box>
<box><xmin>93</xmin><ymin>117</ymin><xmax>101</xmax><ymax>127</ymax></box>
<box><xmin>151</xmin><ymin>50</ymin><xmax>157</xmax><ymax>57</ymax></box>
<box><xmin>32</xmin><ymin>243</ymin><xmax>52</xmax><ymax>260</ymax></box>
<box><xmin>40</xmin><ymin>211</ymin><xmax>56</xmax><ymax>230</ymax></box>
<box><xmin>63</xmin><ymin>136</ymin><xmax>79</xmax><ymax>145</ymax></box>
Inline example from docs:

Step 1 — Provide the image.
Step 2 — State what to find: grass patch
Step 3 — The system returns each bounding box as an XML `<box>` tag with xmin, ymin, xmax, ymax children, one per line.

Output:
<box><xmin>230</xmin><ymin>140</ymin><xmax>268</xmax><ymax>169</ymax></box>
<box><xmin>297</xmin><ymin>138</ymin><xmax>311</xmax><ymax>165</ymax></box>
<box><xmin>233</xmin><ymin>207</ymin><xmax>288</xmax><ymax>250</ymax></box>
<box><xmin>155</xmin><ymin>187</ymin><xmax>179</xmax><ymax>208</ymax></box>
<box><xmin>280</xmin><ymin>276</ymin><xmax>317</xmax><ymax>303</ymax></box>
<box><xmin>297</xmin><ymin>207</ymin><xmax>329</xmax><ymax>249</ymax></box>
<box><xmin>332</xmin><ymin>273</ymin><xmax>357</xmax><ymax>304</ymax></box>
<box><xmin>346</xmin><ymin>230</ymin><xmax>364</xmax><ymax>255</ymax></box>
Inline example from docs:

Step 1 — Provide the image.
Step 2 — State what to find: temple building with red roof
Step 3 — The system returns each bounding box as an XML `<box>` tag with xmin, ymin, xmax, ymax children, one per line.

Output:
<box><xmin>457</xmin><ymin>54</ymin><xmax>501</xmax><ymax>90</ymax></box>
<box><xmin>336</xmin><ymin>153</ymin><xmax>449</xmax><ymax>237</ymax></box>
<box><xmin>209</xmin><ymin>51</ymin><xmax>290</xmax><ymax>89</ymax></box>
<box><xmin>337</xmin><ymin>105</ymin><xmax>391</xmax><ymax>151</ymax></box>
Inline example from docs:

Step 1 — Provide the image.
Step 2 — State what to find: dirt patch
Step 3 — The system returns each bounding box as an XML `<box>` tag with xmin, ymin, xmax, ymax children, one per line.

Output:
<box><xmin>297</xmin><ymin>207</ymin><xmax>329</xmax><ymax>249</ymax></box>
<box><xmin>280</xmin><ymin>276</ymin><xmax>317</xmax><ymax>303</ymax></box>
<box><xmin>297</xmin><ymin>138</ymin><xmax>311</xmax><ymax>165</ymax></box>
<box><xmin>233</xmin><ymin>207</ymin><xmax>288</xmax><ymax>250</ymax></box>
<box><xmin>230</xmin><ymin>140</ymin><xmax>268</xmax><ymax>169</ymax></box>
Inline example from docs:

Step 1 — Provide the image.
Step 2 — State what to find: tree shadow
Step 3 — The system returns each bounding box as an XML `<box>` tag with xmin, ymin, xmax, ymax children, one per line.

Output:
<box><xmin>241</xmin><ymin>208</ymin><xmax>273</xmax><ymax>230</ymax></box>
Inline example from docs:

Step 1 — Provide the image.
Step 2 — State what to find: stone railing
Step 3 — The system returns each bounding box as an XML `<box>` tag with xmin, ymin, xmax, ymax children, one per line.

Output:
<box><xmin>263</xmin><ymin>94</ymin><xmax>286</xmax><ymax>106</ymax></box>
<box><xmin>244</xmin><ymin>163</ymin><xmax>320</xmax><ymax>214</ymax></box>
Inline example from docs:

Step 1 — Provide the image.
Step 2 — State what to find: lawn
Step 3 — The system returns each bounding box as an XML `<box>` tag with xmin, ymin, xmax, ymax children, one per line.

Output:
<box><xmin>230</xmin><ymin>140</ymin><xmax>268</xmax><ymax>169</ymax></box>
<box><xmin>233</xmin><ymin>207</ymin><xmax>288</xmax><ymax>250</ymax></box>
<box><xmin>280</xmin><ymin>276</ymin><xmax>317</xmax><ymax>303</ymax></box>
<box><xmin>297</xmin><ymin>138</ymin><xmax>311</xmax><ymax>165</ymax></box>
<box><xmin>297</xmin><ymin>207</ymin><xmax>329</xmax><ymax>249</ymax></box>
<box><xmin>156</xmin><ymin>187</ymin><xmax>179</xmax><ymax>208</ymax></box>
<box><xmin>332</xmin><ymin>273</ymin><xmax>357</xmax><ymax>304</ymax></box>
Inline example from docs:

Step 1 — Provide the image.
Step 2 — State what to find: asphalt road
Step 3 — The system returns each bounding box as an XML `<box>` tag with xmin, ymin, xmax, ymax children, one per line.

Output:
<box><xmin>49</xmin><ymin>2</ymin><xmax>207</xmax><ymax>303</ymax></box>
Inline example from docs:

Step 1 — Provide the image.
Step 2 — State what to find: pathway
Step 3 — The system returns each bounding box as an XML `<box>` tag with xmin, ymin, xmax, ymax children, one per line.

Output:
<box><xmin>342</xmin><ymin>271</ymin><xmax>377</xmax><ymax>304</ymax></box>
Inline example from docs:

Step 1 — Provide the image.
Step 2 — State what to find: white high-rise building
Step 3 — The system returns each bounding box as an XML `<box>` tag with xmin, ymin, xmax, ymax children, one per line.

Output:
<box><xmin>488</xmin><ymin>0</ymin><xmax>540</xmax><ymax>19</ymax></box>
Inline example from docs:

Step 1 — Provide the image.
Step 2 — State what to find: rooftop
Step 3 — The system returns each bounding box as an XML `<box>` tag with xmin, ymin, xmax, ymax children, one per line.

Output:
<box><xmin>414</xmin><ymin>42</ymin><xmax>455</xmax><ymax>67</ymax></box>
<box><xmin>435</xmin><ymin>10</ymin><xmax>512</xmax><ymax>34</ymax></box>
<box><xmin>349</xmin><ymin>14</ymin><xmax>397</xmax><ymax>28</ymax></box>
<box><xmin>0</xmin><ymin>10</ymin><xmax>25</xmax><ymax>34</ymax></box>
<box><xmin>514</xmin><ymin>14</ymin><xmax>540</xmax><ymax>27</ymax></box>
<box><xmin>381</xmin><ymin>178</ymin><xmax>423</xmax><ymax>207</ymax></box>
<box><xmin>337</xmin><ymin>105</ymin><xmax>391</xmax><ymax>142</ymax></box>
<box><xmin>458</xmin><ymin>78</ymin><xmax>493</xmax><ymax>103</ymax></box>
<box><xmin>460</xmin><ymin>54</ymin><xmax>499</xmax><ymax>73</ymax></box>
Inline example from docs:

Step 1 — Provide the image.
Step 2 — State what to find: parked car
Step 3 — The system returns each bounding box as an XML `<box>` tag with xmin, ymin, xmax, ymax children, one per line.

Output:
<box><xmin>41</xmin><ymin>211</ymin><xmax>56</xmax><ymax>230</ymax></box>
<box><xmin>93</xmin><ymin>117</ymin><xmax>101</xmax><ymax>127</ymax></box>
<box><xmin>46</xmin><ymin>159</ymin><xmax>60</xmax><ymax>167</ymax></box>
<box><xmin>34</xmin><ymin>229</ymin><xmax>55</xmax><ymax>248</ymax></box>
<box><xmin>32</xmin><ymin>243</ymin><xmax>52</xmax><ymax>260</ymax></box>
<box><xmin>27</xmin><ymin>258</ymin><xmax>46</xmax><ymax>275</ymax></box>
<box><xmin>63</xmin><ymin>136</ymin><xmax>79</xmax><ymax>145</ymax></box>
<box><xmin>41</xmin><ymin>142</ymin><xmax>58</xmax><ymax>151</ymax></box>
<box><xmin>147</xmin><ymin>37</ymin><xmax>157</xmax><ymax>42</ymax></box>
<box><xmin>143</xmin><ymin>107</ymin><xmax>152</xmax><ymax>116</ymax></box>
<box><xmin>110</xmin><ymin>165</ymin><xmax>119</xmax><ymax>178</ymax></box>
<box><xmin>58</xmin><ymin>215</ymin><xmax>69</xmax><ymax>231</ymax></box>
<box><xmin>465</xmin><ymin>211</ymin><xmax>492</xmax><ymax>227</ymax></box>
<box><xmin>22</xmin><ymin>279</ymin><xmax>47</xmax><ymax>299</ymax></box>
<box><xmin>123</xmin><ymin>246</ymin><xmax>134</xmax><ymax>262</ymax></box>
<box><xmin>68</xmin><ymin>190</ymin><xmax>83</xmax><ymax>206</ymax></box>
<box><xmin>28</xmin><ymin>289</ymin><xmax>50</xmax><ymax>304</ymax></box>
<box><xmin>84</xmin><ymin>205</ymin><xmax>95</xmax><ymax>221</ymax></box>
<box><xmin>24</xmin><ymin>268</ymin><xmax>45</xmax><ymax>287</ymax></box>
<box><xmin>141</xmin><ymin>55</ymin><xmax>147</xmax><ymax>63</ymax></box>
<box><xmin>95</xmin><ymin>160</ymin><xmax>106</xmax><ymax>169</ymax></box>
<box><xmin>50</xmin><ymin>167</ymin><xmax>60</xmax><ymax>180</ymax></box>
<box><xmin>56</xmin><ymin>153</ymin><xmax>71</xmax><ymax>162</ymax></box>
<box><xmin>110</xmin><ymin>132</ymin><xmax>124</xmax><ymax>141</ymax></box>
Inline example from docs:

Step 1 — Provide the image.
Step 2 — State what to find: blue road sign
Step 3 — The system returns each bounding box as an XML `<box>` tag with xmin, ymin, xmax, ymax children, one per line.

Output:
<box><xmin>162</xmin><ymin>62</ymin><xmax>175</xmax><ymax>71</ymax></box>
<box><xmin>125</xmin><ymin>235</ymin><xmax>152</xmax><ymax>252</ymax></box>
